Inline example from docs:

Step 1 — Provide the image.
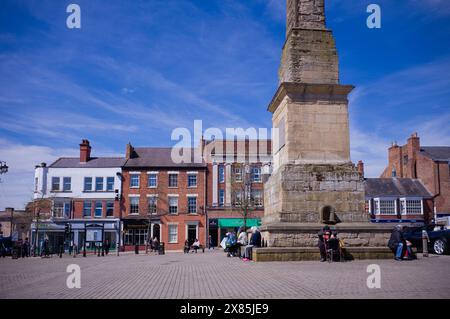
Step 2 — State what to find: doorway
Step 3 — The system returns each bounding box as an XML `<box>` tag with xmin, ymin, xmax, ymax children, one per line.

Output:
<box><xmin>187</xmin><ymin>225</ymin><xmax>197</xmax><ymax>246</ymax></box>
<box><xmin>152</xmin><ymin>224</ymin><xmax>160</xmax><ymax>242</ymax></box>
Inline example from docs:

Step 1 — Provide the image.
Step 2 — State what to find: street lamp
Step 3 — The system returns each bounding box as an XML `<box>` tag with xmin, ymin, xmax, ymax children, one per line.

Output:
<box><xmin>0</xmin><ymin>161</ymin><xmax>8</xmax><ymax>175</ymax></box>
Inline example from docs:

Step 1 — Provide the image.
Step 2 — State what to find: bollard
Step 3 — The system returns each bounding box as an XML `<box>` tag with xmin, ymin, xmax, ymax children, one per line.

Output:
<box><xmin>422</xmin><ymin>230</ymin><xmax>429</xmax><ymax>257</ymax></box>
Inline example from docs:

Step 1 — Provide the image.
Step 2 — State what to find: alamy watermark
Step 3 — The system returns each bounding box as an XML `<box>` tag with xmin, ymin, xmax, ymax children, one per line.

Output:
<box><xmin>66</xmin><ymin>4</ymin><xmax>81</xmax><ymax>29</ymax></box>
<box><xmin>366</xmin><ymin>264</ymin><xmax>381</xmax><ymax>289</ymax></box>
<box><xmin>367</xmin><ymin>4</ymin><xmax>382</xmax><ymax>29</ymax></box>
<box><xmin>66</xmin><ymin>264</ymin><xmax>81</xmax><ymax>289</ymax></box>
<box><xmin>170</xmin><ymin>120</ymin><xmax>276</xmax><ymax>164</ymax></box>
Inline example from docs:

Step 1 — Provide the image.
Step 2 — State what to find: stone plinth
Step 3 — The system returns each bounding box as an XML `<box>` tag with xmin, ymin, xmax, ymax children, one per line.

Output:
<box><xmin>253</xmin><ymin>246</ymin><xmax>394</xmax><ymax>262</ymax></box>
<box><xmin>269</xmin><ymin>83</ymin><xmax>353</xmax><ymax>167</ymax></box>
<box><xmin>264</xmin><ymin>163</ymin><xmax>366</xmax><ymax>225</ymax></box>
<box><xmin>260</xmin><ymin>223</ymin><xmax>392</xmax><ymax>248</ymax></box>
<box><xmin>256</xmin><ymin>223</ymin><xmax>394</xmax><ymax>262</ymax></box>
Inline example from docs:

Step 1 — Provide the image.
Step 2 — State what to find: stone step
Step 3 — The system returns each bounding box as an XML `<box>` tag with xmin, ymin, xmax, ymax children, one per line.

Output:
<box><xmin>253</xmin><ymin>246</ymin><xmax>393</xmax><ymax>262</ymax></box>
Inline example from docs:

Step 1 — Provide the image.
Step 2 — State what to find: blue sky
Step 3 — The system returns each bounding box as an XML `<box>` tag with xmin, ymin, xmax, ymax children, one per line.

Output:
<box><xmin>1</xmin><ymin>0</ymin><xmax>450</xmax><ymax>209</ymax></box>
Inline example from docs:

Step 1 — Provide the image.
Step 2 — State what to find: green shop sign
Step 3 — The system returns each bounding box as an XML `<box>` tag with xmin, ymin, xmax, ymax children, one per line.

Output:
<box><xmin>217</xmin><ymin>218</ymin><xmax>261</xmax><ymax>228</ymax></box>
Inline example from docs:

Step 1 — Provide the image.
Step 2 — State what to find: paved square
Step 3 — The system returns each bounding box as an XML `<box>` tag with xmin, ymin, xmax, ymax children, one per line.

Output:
<box><xmin>0</xmin><ymin>250</ymin><xmax>449</xmax><ymax>299</ymax></box>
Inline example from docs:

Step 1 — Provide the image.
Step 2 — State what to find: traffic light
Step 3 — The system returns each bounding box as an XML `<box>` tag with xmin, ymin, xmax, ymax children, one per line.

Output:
<box><xmin>65</xmin><ymin>223</ymin><xmax>70</xmax><ymax>235</ymax></box>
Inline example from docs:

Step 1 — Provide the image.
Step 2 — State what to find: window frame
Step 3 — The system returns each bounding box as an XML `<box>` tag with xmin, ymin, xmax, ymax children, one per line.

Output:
<box><xmin>147</xmin><ymin>196</ymin><xmax>157</xmax><ymax>215</ymax></box>
<box><xmin>106</xmin><ymin>201</ymin><xmax>114</xmax><ymax>217</ymax></box>
<box><xmin>251</xmin><ymin>167</ymin><xmax>262</xmax><ymax>183</ymax></box>
<box><xmin>218</xmin><ymin>165</ymin><xmax>225</xmax><ymax>183</ymax></box>
<box><xmin>106</xmin><ymin>176</ymin><xmax>115</xmax><ymax>192</ymax></box>
<box><xmin>130</xmin><ymin>174</ymin><xmax>140</xmax><ymax>188</ymax></box>
<box><xmin>168</xmin><ymin>173</ymin><xmax>178</xmax><ymax>188</ymax></box>
<box><xmin>147</xmin><ymin>173</ymin><xmax>158</xmax><ymax>188</ymax></box>
<box><xmin>374</xmin><ymin>198</ymin><xmax>397</xmax><ymax>216</ymax></box>
<box><xmin>129</xmin><ymin>197</ymin><xmax>140</xmax><ymax>215</ymax></box>
<box><xmin>168</xmin><ymin>196</ymin><xmax>179</xmax><ymax>214</ymax></box>
<box><xmin>94</xmin><ymin>201</ymin><xmax>103</xmax><ymax>218</ymax></box>
<box><xmin>400</xmin><ymin>197</ymin><xmax>423</xmax><ymax>215</ymax></box>
<box><xmin>218</xmin><ymin>189</ymin><xmax>225</xmax><ymax>207</ymax></box>
<box><xmin>251</xmin><ymin>189</ymin><xmax>263</xmax><ymax>207</ymax></box>
<box><xmin>83</xmin><ymin>201</ymin><xmax>92</xmax><ymax>217</ymax></box>
<box><xmin>187</xmin><ymin>174</ymin><xmax>197</xmax><ymax>188</ymax></box>
<box><xmin>51</xmin><ymin>177</ymin><xmax>60</xmax><ymax>191</ymax></box>
<box><xmin>187</xmin><ymin>196</ymin><xmax>197</xmax><ymax>214</ymax></box>
<box><xmin>62</xmin><ymin>177</ymin><xmax>71</xmax><ymax>192</ymax></box>
<box><xmin>95</xmin><ymin>177</ymin><xmax>104</xmax><ymax>192</ymax></box>
<box><xmin>83</xmin><ymin>177</ymin><xmax>93</xmax><ymax>192</ymax></box>
<box><xmin>168</xmin><ymin>224</ymin><xmax>178</xmax><ymax>244</ymax></box>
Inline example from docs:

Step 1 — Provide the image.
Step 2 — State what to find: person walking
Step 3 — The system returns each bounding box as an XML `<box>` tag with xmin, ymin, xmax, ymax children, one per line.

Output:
<box><xmin>104</xmin><ymin>239</ymin><xmax>110</xmax><ymax>255</ymax></box>
<box><xmin>152</xmin><ymin>237</ymin><xmax>159</xmax><ymax>254</ymax></box>
<box><xmin>208</xmin><ymin>235</ymin><xmax>214</xmax><ymax>250</ymax></box>
<box><xmin>22</xmin><ymin>237</ymin><xmax>30</xmax><ymax>258</ymax></box>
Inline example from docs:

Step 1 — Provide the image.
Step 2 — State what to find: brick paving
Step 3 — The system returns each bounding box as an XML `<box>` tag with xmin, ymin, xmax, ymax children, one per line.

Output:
<box><xmin>0</xmin><ymin>250</ymin><xmax>449</xmax><ymax>299</ymax></box>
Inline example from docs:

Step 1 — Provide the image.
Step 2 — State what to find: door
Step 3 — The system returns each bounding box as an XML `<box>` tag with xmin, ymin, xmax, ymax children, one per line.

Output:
<box><xmin>152</xmin><ymin>224</ymin><xmax>160</xmax><ymax>242</ymax></box>
<box><xmin>187</xmin><ymin>225</ymin><xmax>197</xmax><ymax>246</ymax></box>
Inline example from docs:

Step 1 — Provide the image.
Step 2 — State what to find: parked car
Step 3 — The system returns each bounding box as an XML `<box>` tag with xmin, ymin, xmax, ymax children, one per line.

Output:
<box><xmin>403</xmin><ymin>225</ymin><xmax>450</xmax><ymax>255</ymax></box>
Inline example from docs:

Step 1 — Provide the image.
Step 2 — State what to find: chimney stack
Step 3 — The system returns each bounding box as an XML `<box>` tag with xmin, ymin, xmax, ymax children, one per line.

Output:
<box><xmin>80</xmin><ymin>139</ymin><xmax>91</xmax><ymax>163</ymax></box>
<box><xmin>357</xmin><ymin>160</ymin><xmax>364</xmax><ymax>178</ymax></box>
<box><xmin>126</xmin><ymin>143</ymin><xmax>135</xmax><ymax>160</ymax></box>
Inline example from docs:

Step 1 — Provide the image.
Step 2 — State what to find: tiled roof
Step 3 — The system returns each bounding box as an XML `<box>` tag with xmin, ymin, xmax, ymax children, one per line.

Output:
<box><xmin>420</xmin><ymin>147</ymin><xmax>450</xmax><ymax>161</ymax></box>
<box><xmin>365</xmin><ymin>178</ymin><xmax>433</xmax><ymax>198</ymax></box>
<box><xmin>49</xmin><ymin>157</ymin><xmax>125</xmax><ymax>168</ymax></box>
<box><xmin>124</xmin><ymin>147</ymin><xmax>206</xmax><ymax>168</ymax></box>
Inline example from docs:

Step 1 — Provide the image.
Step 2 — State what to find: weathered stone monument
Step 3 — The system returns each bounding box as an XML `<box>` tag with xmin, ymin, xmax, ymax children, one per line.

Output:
<box><xmin>257</xmin><ymin>0</ymin><xmax>392</xmax><ymax>261</ymax></box>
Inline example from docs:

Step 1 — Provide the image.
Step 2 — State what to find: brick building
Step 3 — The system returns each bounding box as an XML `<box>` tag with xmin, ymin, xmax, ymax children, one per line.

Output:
<box><xmin>32</xmin><ymin>140</ymin><xmax>123</xmax><ymax>254</ymax></box>
<box><xmin>201</xmin><ymin>139</ymin><xmax>272</xmax><ymax>247</ymax></box>
<box><xmin>381</xmin><ymin>133</ymin><xmax>450</xmax><ymax>219</ymax></box>
<box><xmin>121</xmin><ymin>144</ymin><xmax>207</xmax><ymax>251</ymax></box>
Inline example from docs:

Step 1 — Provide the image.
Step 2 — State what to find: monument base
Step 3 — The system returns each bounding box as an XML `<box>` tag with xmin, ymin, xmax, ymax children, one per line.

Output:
<box><xmin>255</xmin><ymin>223</ymin><xmax>395</xmax><ymax>262</ymax></box>
<box><xmin>253</xmin><ymin>246</ymin><xmax>393</xmax><ymax>262</ymax></box>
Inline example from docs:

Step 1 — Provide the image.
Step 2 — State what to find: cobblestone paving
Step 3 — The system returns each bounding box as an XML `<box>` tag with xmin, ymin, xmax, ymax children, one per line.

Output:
<box><xmin>0</xmin><ymin>250</ymin><xmax>449</xmax><ymax>299</ymax></box>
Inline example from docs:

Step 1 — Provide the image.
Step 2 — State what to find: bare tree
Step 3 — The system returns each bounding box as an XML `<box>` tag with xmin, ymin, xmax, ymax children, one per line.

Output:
<box><xmin>25</xmin><ymin>193</ymin><xmax>53</xmax><ymax>256</ymax></box>
<box><xmin>230</xmin><ymin>163</ymin><xmax>262</xmax><ymax>231</ymax></box>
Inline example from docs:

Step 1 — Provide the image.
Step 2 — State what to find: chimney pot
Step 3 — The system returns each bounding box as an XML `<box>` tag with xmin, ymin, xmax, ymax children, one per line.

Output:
<box><xmin>80</xmin><ymin>139</ymin><xmax>91</xmax><ymax>163</ymax></box>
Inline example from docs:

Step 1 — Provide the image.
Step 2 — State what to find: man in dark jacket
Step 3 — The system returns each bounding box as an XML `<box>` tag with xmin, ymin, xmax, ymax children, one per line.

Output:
<box><xmin>388</xmin><ymin>225</ymin><xmax>413</xmax><ymax>260</ymax></box>
<box><xmin>318</xmin><ymin>225</ymin><xmax>338</xmax><ymax>262</ymax></box>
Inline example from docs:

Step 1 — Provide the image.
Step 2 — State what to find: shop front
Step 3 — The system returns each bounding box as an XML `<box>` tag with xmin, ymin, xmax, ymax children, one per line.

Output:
<box><xmin>31</xmin><ymin>219</ymin><xmax>120</xmax><ymax>255</ymax></box>
<box><xmin>210</xmin><ymin>218</ymin><xmax>261</xmax><ymax>245</ymax></box>
<box><xmin>122</xmin><ymin>217</ymin><xmax>161</xmax><ymax>252</ymax></box>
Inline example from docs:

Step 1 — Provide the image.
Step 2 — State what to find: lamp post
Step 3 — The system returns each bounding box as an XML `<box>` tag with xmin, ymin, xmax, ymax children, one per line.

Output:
<box><xmin>0</xmin><ymin>161</ymin><xmax>8</xmax><ymax>175</ymax></box>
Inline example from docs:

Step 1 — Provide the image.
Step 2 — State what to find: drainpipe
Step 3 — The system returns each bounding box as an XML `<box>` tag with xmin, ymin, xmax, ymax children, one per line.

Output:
<box><xmin>431</xmin><ymin>162</ymin><xmax>441</xmax><ymax>223</ymax></box>
<box><xmin>204</xmin><ymin>169</ymin><xmax>208</xmax><ymax>248</ymax></box>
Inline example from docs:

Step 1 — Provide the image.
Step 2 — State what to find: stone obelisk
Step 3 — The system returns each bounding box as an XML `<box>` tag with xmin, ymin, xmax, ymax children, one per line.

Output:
<box><xmin>259</xmin><ymin>0</ymin><xmax>391</xmax><ymax>260</ymax></box>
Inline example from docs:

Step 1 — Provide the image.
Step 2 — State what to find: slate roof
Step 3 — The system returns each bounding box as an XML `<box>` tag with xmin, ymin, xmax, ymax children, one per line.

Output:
<box><xmin>124</xmin><ymin>147</ymin><xmax>206</xmax><ymax>168</ymax></box>
<box><xmin>49</xmin><ymin>157</ymin><xmax>125</xmax><ymax>168</ymax></box>
<box><xmin>365</xmin><ymin>178</ymin><xmax>433</xmax><ymax>198</ymax></box>
<box><xmin>419</xmin><ymin>147</ymin><xmax>450</xmax><ymax>161</ymax></box>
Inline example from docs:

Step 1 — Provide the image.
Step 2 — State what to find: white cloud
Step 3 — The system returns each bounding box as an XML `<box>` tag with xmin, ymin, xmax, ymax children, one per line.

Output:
<box><xmin>0</xmin><ymin>139</ymin><xmax>78</xmax><ymax>210</ymax></box>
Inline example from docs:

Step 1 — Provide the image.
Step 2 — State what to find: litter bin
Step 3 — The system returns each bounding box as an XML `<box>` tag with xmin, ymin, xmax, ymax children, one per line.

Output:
<box><xmin>11</xmin><ymin>247</ymin><xmax>19</xmax><ymax>259</ymax></box>
<box><xmin>158</xmin><ymin>243</ymin><xmax>165</xmax><ymax>255</ymax></box>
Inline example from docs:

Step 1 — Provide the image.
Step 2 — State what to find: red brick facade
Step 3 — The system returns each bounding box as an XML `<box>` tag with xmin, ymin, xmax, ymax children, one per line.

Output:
<box><xmin>121</xmin><ymin>145</ymin><xmax>207</xmax><ymax>251</ymax></box>
<box><xmin>381</xmin><ymin>133</ymin><xmax>450</xmax><ymax>217</ymax></box>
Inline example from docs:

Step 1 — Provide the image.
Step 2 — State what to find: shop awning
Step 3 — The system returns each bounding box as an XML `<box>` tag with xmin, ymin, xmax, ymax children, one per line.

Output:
<box><xmin>218</xmin><ymin>218</ymin><xmax>261</xmax><ymax>228</ymax></box>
